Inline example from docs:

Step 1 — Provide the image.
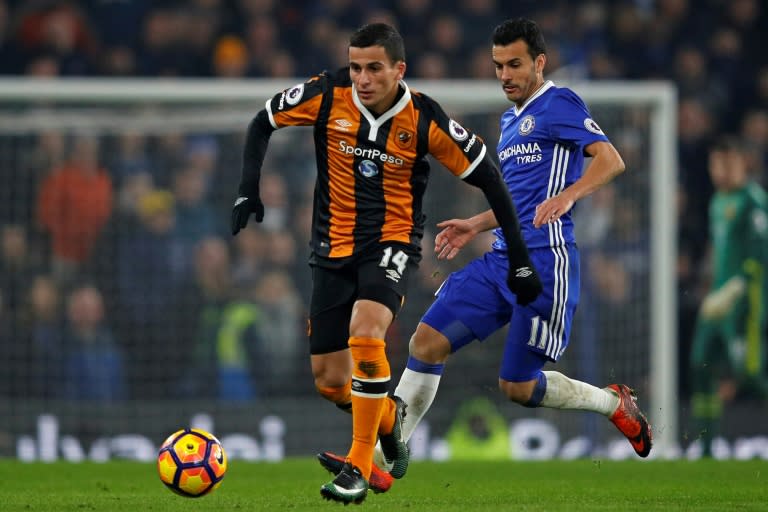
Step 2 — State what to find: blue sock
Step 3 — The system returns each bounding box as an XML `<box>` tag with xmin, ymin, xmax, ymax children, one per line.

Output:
<box><xmin>523</xmin><ymin>371</ymin><xmax>547</xmax><ymax>408</ymax></box>
<box><xmin>405</xmin><ymin>356</ymin><xmax>444</xmax><ymax>376</ymax></box>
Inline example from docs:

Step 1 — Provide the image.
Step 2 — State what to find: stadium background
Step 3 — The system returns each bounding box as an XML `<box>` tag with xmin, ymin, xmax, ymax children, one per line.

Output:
<box><xmin>0</xmin><ymin>0</ymin><xmax>766</xmax><ymax>461</ymax></box>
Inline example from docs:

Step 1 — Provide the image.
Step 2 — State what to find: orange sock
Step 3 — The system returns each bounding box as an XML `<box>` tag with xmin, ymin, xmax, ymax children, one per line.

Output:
<box><xmin>316</xmin><ymin>382</ymin><xmax>352</xmax><ymax>412</ymax></box>
<box><xmin>347</xmin><ymin>336</ymin><xmax>389</xmax><ymax>479</ymax></box>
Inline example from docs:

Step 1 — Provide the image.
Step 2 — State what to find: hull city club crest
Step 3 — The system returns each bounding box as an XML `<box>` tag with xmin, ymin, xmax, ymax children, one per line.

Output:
<box><xmin>395</xmin><ymin>128</ymin><xmax>413</xmax><ymax>149</ymax></box>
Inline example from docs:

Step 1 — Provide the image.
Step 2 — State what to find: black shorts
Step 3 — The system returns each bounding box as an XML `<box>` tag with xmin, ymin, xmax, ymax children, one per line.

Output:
<box><xmin>308</xmin><ymin>242</ymin><xmax>420</xmax><ymax>355</ymax></box>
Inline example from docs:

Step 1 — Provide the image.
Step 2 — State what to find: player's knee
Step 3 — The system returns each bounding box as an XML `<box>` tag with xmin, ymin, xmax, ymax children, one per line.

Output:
<box><xmin>349</xmin><ymin>299</ymin><xmax>393</xmax><ymax>339</ymax></box>
<box><xmin>409</xmin><ymin>323</ymin><xmax>450</xmax><ymax>364</ymax></box>
<box><xmin>499</xmin><ymin>379</ymin><xmax>536</xmax><ymax>405</ymax></box>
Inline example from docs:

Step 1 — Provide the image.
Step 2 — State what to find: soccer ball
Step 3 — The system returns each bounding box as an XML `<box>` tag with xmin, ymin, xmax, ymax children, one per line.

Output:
<box><xmin>157</xmin><ymin>428</ymin><xmax>227</xmax><ymax>498</ymax></box>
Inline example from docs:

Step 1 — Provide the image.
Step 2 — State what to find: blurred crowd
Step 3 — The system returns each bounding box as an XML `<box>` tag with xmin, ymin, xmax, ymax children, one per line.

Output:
<box><xmin>0</xmin><ymin>0</ymin><xmax>767</xmax><ymax>404</ymax></box>
<box><xmin>0</xmin><ymin>126</ymin><xmax>318</xmax><ymax>401</ymax></box>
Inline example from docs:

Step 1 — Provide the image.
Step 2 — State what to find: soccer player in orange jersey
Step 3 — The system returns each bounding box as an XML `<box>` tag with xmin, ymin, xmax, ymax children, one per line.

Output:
<box><xmin>231</xmin><ymin>23</ymin><xmax>541</xmax><ymax>504</ymax></box>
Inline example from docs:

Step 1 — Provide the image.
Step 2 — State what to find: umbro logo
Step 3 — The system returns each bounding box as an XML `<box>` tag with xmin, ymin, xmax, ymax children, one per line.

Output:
<box><xmin>335</xmin><ymin>119</ymin><xmax>353</xmax><ymax>130</ymax></box>
<box><xmin>515</xmin><ymin>267</ymin><xmax>533</xmax><ymax>278</ymax></box>
<box><xmin>385</xmin><ymin>269</ymin><xmax>401</xmax><ymax>282</ymax></box>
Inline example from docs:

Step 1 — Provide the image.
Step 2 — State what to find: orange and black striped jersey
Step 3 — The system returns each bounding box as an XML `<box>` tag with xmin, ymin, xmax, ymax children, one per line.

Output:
<box><xmin>263</xmin><ymin>68</ymin><xmax>488</xmax><ymax>264</ymax></box>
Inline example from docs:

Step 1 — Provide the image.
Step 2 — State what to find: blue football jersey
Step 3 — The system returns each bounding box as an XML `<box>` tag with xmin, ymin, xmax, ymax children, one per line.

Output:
<box><xmin>491</xmin><ymin>81</ymin><xmax>609</xmax><ymax>251</ymax></box>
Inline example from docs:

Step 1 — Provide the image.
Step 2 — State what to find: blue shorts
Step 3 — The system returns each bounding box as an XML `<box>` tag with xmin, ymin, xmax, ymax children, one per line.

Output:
<box><xmin>421</xmin><ymin>246</ymin><xmax>580</xmax><ymax>382</ymax></box>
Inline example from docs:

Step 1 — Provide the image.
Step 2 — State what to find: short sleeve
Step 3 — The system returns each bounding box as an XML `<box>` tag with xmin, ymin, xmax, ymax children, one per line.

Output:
<box><xmin>547</xmin><ymin>89</ymin><xmax>610</xmax><ymax>152</ymax></box>
<box><xmin>265</xmin><ymin>75</ymin><xmax>327</xmax><ymax>129</ymax></box>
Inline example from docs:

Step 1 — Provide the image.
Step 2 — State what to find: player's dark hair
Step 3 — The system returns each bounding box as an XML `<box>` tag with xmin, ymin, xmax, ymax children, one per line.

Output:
<box><xmin>492</xmin><ymin>18</ymin><xmax>547</xmax><ymax>61</ymax></box>
<box><xmin>711</xmin><ymin>135</ymin><xmax>746</xmax><ymax>153</ymax></box>
<box><xmin>349</xmin><ymin>23</ymin><xmax>406</xmax><ymax>63</ymax></box>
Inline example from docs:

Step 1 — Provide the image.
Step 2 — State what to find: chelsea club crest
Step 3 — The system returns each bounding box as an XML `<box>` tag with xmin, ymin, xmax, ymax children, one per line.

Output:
<box><xmin>519</xmin><ymin>115</ymin><xmax>535</xmax><ymax>135</ymax></box>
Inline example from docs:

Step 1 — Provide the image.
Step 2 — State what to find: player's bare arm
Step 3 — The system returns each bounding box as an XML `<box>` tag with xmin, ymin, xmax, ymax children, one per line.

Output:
<box><xmin>533</xmin><ymin>140</ymin><xmax>624</xmax><ymax>228</ymax></box>
<box><xmin>435</xmin><ymin>210</ymin><xmax>498</xmax><ymax>260</ymax></box>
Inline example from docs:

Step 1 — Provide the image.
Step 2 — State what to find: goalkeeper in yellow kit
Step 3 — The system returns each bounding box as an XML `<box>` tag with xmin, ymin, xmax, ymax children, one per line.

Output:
<box><xmin>690</xmin><ymin>136</ymin><xmax>768</xmax><ymax>456</ymax></box>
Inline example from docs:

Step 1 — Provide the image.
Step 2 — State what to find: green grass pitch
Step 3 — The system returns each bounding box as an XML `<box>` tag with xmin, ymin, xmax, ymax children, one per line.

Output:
<box><xmin>0</xmin><ymin>458</ymin><xmax>765</xmax><ymax>511</ymax></box>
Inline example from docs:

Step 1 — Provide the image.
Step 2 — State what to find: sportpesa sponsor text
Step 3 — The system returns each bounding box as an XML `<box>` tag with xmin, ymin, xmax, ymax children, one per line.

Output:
<box><xmin>338</xmin><ymin>140</ymin><xmax>404</xmax><ymax>166</ymax></box>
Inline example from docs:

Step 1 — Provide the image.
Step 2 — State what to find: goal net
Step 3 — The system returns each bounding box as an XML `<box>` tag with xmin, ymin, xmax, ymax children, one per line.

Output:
<box><xmin>0</xmin><ymin>78</ymin><xmax>677</xmax><ymax>461</ymax></box>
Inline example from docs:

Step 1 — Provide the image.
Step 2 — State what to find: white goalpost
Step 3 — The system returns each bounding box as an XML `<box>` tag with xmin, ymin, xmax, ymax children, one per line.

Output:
<box><xmin>0</xmin><ymin>78</ymin><xmax>678</xmax><ymax>459</ymax></box>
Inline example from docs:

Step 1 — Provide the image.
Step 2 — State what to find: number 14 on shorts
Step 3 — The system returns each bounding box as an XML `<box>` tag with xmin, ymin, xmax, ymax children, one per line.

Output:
<box><xmin>379</xmin><ymin>246</ymin><xmax>409</xmax><ymax>282</ymax></box>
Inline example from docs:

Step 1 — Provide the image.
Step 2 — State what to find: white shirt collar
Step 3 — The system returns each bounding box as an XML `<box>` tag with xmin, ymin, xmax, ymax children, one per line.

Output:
<box><xmin>513</xmin><ymin>80</ymin><xmax>555</xmax><ymax>116</ymax></box>
<box><xmin>352</xmin><ymin>81</ymin><xmax>412</xmax><ymax>141</ymax></box>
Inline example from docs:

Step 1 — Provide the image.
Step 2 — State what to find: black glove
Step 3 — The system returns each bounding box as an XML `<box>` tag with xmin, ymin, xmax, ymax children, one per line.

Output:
<box><xmin>231</xmin><ymin>196</ymin><xmax>264</xmax><ymax>235</ymax></box>
<box><xmin>507</xmin><ymin>263</ymin><xmax>542</xmax><ymax>306</ymax></box>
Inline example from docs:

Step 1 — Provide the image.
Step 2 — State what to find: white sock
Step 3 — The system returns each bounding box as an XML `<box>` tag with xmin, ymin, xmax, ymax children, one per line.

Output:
<box><xmin>395</xmin><ymin>368</ymin><xmax>442</xmax><ymax>441</ymax></box>
<box><xmin>373</xmin><ymin>367</ymin><xmax>441</xmax><ymax>468</ymax></box>
<box><xmin>540</xmin><ymin>371</ymin><xmax>619</xmax><ymax>416</ymax></box>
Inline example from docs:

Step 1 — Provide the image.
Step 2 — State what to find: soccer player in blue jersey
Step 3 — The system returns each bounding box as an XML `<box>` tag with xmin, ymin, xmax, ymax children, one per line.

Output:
<box><xmin>320</xmin><ymin>17</ymin><xmax>653</xmax><ymax>482</ymax></box>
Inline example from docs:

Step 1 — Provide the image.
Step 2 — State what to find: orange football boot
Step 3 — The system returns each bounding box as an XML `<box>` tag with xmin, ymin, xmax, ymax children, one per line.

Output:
<box><xmin>606</xmin><ymin>384</ymin><xmax>653</xmax><ymax>457</ymax></box>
